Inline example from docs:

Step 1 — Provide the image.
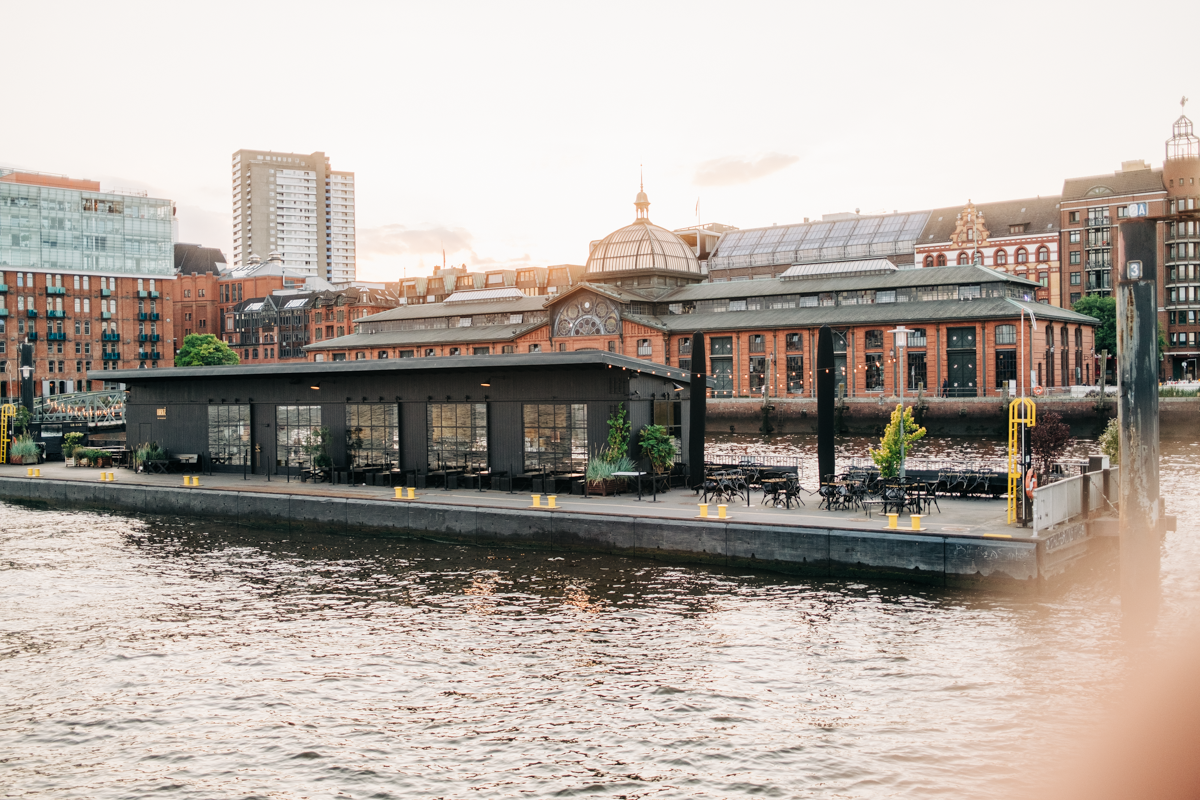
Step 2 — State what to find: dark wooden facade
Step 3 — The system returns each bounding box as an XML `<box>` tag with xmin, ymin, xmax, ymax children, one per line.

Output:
<box><xmin>106</xmin><ymin>353</ymin><xmax>693</xmax><ymax>476</ymax></box>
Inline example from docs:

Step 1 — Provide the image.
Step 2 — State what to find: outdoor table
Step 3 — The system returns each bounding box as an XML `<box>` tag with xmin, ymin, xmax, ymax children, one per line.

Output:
<box><xmin>613</xmin><ymin>471</ymin><xmax>646</xmax><ymax>501</ymax></box>
<box><xmin>761</xmin><ymin>477</ymin><xmax>787</xmax><ymax>507</ymax></box>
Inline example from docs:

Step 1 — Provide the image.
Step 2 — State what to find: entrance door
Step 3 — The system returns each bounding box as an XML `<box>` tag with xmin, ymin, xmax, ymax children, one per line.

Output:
<box><xmin>711</xmin><ymin>360</ymin><xmax>733</xmax><ymax>397</ymax></box>
<box><xmin>946</xmin><ymin>326</ymin><xmax>977</xmax><ymax>397</ymax></box>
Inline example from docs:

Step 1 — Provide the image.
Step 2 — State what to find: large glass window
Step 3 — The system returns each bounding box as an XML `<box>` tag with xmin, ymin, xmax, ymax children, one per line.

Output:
<box><xmin>276</xmin><ymin>405</ymin><xmax>322</xmax><ymax>469</ymax></box>
<box><xmin>785</xmin><ymin>333</ymin><xmax>802</xmax><ymax>352</ymax></box>
<box><xmin>864</xmin><ymin>353</ymin><xmax>884</xmax><ymax>390</ymax></box>
<box><xmin>995</xmin><ymin>350</ymin><xmax>1017</xmax><ymax>388</ymax></box>
<box><xmin>522</xmin><ymin>403</ymin><xmax>587</xmax><ymax>472</ymax></box>
<box><xmin>907</xmin><ymin>352</ymin><xmax>927</xmax><ymax>391</ymax></box>
<box><xmin>864</xmin><ymin>329</ymin><xmax>883</xmax><ymax>349</ymax></box>
<box><xmin>749</xmin><ymin>356</ymin><xmax>767</xmax><ymax>391</ymax></box>
<box><xmin>208</xmin><ymin>404</ymin><xmax>249</xmax><ymax>466</ymax></box>
<box><xmin>996</xmin><ymin>324</ymin><xmax>1017</xmax><ymax>345</ymax></box>
<box><xmin>346</xmin><ymin>404</ymin><xmax>398</xmax><ymax>467</ymax></box>
<box><xmin>428</xmin><ymin>403</ymin><xmax>487</xmax><ymax>470</ymax></box>
<box><xmin>786</xmin><ymin>354</ymin><xmax>804</xmax><ymax>393</ymax></box>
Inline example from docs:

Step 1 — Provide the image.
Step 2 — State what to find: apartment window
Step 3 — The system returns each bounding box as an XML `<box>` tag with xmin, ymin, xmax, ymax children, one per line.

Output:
<box><xmin>957</xmin><ymin>251</ymin><xmax>970</xmax><ymax>266</ymax></box>
<box><xmin>1069</xmin><ymin>231</ymin><xmax>1080</xmax><ymax>244</ymax></box>
<box><xmin>994</xmin><ymin>249</ymin><xmax>1008</xmax><ymax>266</ymax></box>
<box><xmin>678</xmin><ymin>337</ymin><xmax>692</xmax><ymax>355</ymax></box>
<box><xmin>637</xmin><ymin>339</ymin><xmax>652</xmax><ymax>356</ymax></box>
<box><xmin>924</xmin><ymin>255</ymin><xmax>934</xmax><ymax>268</ymax></box>
<box><xmin>1070</xmin><ymin>272</ymin><xmax>1081</xmax><ymax>285</ymax></box>
<box><xmin>1070</xmin><ymin>251</ymin><xmax>1081</xmax><ymax>265</ymax></box>
<box><xmin>1039</xmin><ymin>273</ymin><xmax>1048</xmax><ymax>287</ymax></box>
<box><xmin>1016</xmin><ymin>248</ymin><xmax>1028</xmax><ymax>264</ymax></box>
<box><xmin>528</xmin><ymin>343</ymin><xmax>542</xmax><ymax>353</ymax></box>
<box><xmin>1037</xmin><ymin>246</ymin><xmax>1050</xmax><ymax>263</ymax></box>
<box><xmin>425</xmin><ymin>348</ymin><xmax>437</xmax><ymax>357</ymax></box>
<box><xmin>1070</xmin><ymin>292</ymin><xmax>1081</xmax><ymax>305</ymax></box>
<box><xmin>936</xmin><ymin>254</ymin><xmax>946</xmax><ymax>266</ymax></box>
<box><xmin>1069</xmin><ymin>211</ymin><xmax>1080</xmax><ymax>224</ymax></box>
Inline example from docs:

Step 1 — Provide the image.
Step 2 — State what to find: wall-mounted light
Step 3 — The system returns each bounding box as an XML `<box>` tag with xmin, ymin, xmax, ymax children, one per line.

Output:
<box><xmin>672</xmin><ymin>383</ymin><xmax>684</xmax><ymax>392</ymax></box>
<box><xmin>310</xmin><ymin>382</ymin><xmax>320</xmax><ymax>391</ymax></box>
<box><xmin>480</xmin><ymin>378</ymin><xmax>491</xmax><ymax>386</ymax></box>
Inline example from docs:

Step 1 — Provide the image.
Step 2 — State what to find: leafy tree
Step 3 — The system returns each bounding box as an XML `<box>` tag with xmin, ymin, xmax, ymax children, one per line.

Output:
<box><xmin>605</xmin><ymin>404</ymin><xmax>630</xmax><ymax>461</ymax></box>
<box><xmin>869</xmin><ymin>404</ymin><xmax>926</xmax><ymax>478</ymax></box>
<box><xmin>1072</xmin><ymin>295</ymin><xmax>1115</xmax><ymax>357</ymax></box>
<box><xmin>1099</xmin><ymin>417</ymin><xmax>1119</xmax><ymax>465</ymax></box>
<box><xmin>174</xmin><ymin>333</ymin><xmax>240</xmax><ymax>367</ymax></box>
<box><xmin>13</xmin><ymin>406</ymin><xmax>31</xmax><ymax>435</ymax></box>
<box><xmin>1030</xmin><ymin>410</ymin><xmax>1072</xmax><ymax>478</ymax></box>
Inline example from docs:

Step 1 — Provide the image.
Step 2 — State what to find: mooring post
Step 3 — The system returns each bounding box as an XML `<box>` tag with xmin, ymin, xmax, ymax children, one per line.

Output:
<box><xmin>688</xmin><ymin>331</ymin><xmax>707</xmax><ymax>491</ymax></box>
<box><xmin>1116</xmin><ymin>218</ymin><xmax>1161</xmax><ymax>623</ymax></box>
<box><xmin>817</xmin><ymin>325</ymin><xmax>835</xmax><ymax>484</ymax></box>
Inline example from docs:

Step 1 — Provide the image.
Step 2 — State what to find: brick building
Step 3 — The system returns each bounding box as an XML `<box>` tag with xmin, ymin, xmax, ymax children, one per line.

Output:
<box><xmin>1</xmin><ymin>169</ymin><xmax>175</xmax><ymax>399</ymax></box>
<box><xmin>308</xmin><ymin>187</ymin><xmax>1099</xmax><ymax>397</ymax></box>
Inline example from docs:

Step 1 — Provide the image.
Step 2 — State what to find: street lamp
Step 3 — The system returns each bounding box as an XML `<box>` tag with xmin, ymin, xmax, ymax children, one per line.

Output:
<box><xmin>1004</xmin><ymin>298</ymin><xmax>1038</xmax><ymax>396</ymax></box>
<box><xmin>887</xmin><ymin>326</ymin><xmax>912</xmax><ymax>480</ymax></box>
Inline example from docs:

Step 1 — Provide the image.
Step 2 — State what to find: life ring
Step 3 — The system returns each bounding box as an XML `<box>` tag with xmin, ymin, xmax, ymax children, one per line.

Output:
<box><xmin>1025</xmin><ymin>469</ymin><xmax>1037</xmax><ymax>498</ymax></box>
<box><xmin>1032</xmin><ymin>385</ymin><xmax>1044</xmax><ymax>396</ymax></box>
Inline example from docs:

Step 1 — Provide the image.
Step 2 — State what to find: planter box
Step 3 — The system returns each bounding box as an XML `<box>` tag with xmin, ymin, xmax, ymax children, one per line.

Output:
<box><xmin>586</xmin><ymin>478</ymin><xmax>625</xmax><ymax>496</ymax></box>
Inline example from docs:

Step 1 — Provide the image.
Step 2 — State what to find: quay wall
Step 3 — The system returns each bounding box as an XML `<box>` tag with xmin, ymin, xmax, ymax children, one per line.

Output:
<box><xmin>711</xmin><ymin>396</ymin><xmax>1200</xmax><ymax>437</ymax></box>
<box><xmin>0</xmin><ymin>476</ymin><xmax>1061</xmax><ymax>592</ymax></box>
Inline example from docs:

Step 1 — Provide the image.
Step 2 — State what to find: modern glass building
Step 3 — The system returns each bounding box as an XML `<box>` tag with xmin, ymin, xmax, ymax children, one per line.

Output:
<box><xmin>0</xmin><ymin>170</ymin><xmax>174</xmax><ymax>277</ymax></box>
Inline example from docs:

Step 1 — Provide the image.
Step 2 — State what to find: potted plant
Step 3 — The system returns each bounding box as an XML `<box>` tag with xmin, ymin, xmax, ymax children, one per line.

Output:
<box><xmin>10</xmin><ymin>434</ymin><xmax>39</xmax><ymax>465</ymax></box>
<box><xmin>63</xmin><ymin>432</ymin><xmax>85</xmax><ymax>466</ymax></box>
<box><xmin>303</xmin><ymin>427</ymin><xmax>334</xmax><ymax>477</ymax></box>
<box><xmin>868</xmin><ymin>403</ymin><xmax>927</xmax><ymax>478</ymax></box>
<box><xmin>638</xmin><ymin>425</ymin><xmax>677</xmax><ymax>477</ymax></box>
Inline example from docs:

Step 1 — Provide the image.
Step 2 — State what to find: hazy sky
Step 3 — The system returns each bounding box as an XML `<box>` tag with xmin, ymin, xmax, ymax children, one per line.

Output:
<box><xmin>5</xmin><ymin>1</ymin><xmax>1197</xmax><ymax>282</ymax></box>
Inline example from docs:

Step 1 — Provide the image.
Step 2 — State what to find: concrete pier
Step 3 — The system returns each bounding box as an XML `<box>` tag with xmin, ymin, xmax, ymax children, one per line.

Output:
<box><xmin>0</xmin><ymin>463</ymin><xmax>1117</xmax><ymax>592</ymax></box>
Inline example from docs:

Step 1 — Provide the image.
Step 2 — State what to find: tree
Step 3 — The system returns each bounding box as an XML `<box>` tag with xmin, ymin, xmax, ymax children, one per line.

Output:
<box><xmin>1030</xmin><ymin>410</ymin><xmax>1071</xmax><ymax>478</ymax></box>
<box><xmin>869</xmin><ymin>404</ymin><xmax>926</xmax><ymax>478</ymax></box>
<box><xmin>1072</xmin><ymin>295</ymin><xmax>1115</xmax><ymax>357</ymax></box>
<box><xmin>1099</xmin><ymin>417</ymin><xmax>1119</xmax><ymax>465</ymax></box>
<box><xmin>174</xmin><ymin>333</ymin><xmax>240</xmax><ymax>367</ymax></box>
<box><xmin>605</xmin><ymin>404</ymin><xmax>630</xmax><ymax>461</ymax></box>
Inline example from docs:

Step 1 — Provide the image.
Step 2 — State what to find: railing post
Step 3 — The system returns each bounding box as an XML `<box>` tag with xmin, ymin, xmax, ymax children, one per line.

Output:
<box><xmin>1081</xmin><ymin>471</ymin><xmax>1091</xmax><ymax>521</ymax></box>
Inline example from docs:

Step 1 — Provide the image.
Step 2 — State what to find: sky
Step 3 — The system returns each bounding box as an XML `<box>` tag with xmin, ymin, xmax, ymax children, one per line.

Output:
<box><xmin>4</xmin><ymin>0</ymin><xmax>1198</xmax><ymax>282</ymax></box>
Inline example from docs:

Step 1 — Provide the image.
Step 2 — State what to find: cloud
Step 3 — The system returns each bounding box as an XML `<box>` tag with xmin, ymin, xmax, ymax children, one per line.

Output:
<box><xmin>693</xmin><ymin>152</ymin><xmax>800</xmax><ymax>187</ymax></box>
<box><xmin>358</xmin><ymin>224</ymin><xmax>475</xmax><ymax>258</ymax></box>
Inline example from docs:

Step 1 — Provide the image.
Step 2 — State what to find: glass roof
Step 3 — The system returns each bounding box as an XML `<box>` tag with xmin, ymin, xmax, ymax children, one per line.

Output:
<box><xmin>283</xmin><ymin>298</ymin><xmax>309</xmax><ymax>309</ymax></box>
<box><xmin>709</xmin><ymin>212</ymin><xmax>931</xmax><ymax>269</ymax></box>
<box><xmin>586</xmin><ymin>221</ymin><xmax>702</xmax><ymax>275</ymax></box>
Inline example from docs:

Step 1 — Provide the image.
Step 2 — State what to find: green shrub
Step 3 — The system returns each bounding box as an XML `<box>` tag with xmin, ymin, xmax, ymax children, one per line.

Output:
<box><xmin>1099</xmin><ymin>417</ymin><xmax>1120</xmax><ymax>465</ymax></box>
<box><xmin>63</xmin><ymin>432</ymin><xmax>85</xmax><ymax>459</ymax></box>
<box><xmin>638</xmin><ymin>424</ymin><xmax>676</xmax><ymax>474</ymax></box>
<box><xmin>10</xmin><ymin>435</ymin><xmax>39</xmax><ymax>464</ymax></box>
<box><xmin>605</xmin><ymin>405</ymin><xmax>630</xmax><ymax>461</ymax></box>
<box><xmin>586</xmin><ymin>457</ymin><xmax>614</xmax><ymax>482</ymax></box>
<box><xmin>869</xmin><ymin>404</ymin><xmax>927</xmax><ymax>478</ymax></box>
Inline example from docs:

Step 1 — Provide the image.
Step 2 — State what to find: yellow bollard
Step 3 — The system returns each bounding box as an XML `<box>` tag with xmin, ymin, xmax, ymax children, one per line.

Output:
<box><xmin>910</xmin><ymin>514</ymin><xmax>924</xmax><ymax>531</ymax></box>
<box><xmin>547</xmin><ymin>495</ymin><xmax>557</xmax><ymax>509</ymax></box>
<box><xmin>192</xmin><ymin>476</ymin><xmax>200</xmax><ymax>487</ymax></box>
<box><xmin>183</xmin><ymin>475</ymin><xmax>192</xmax><ymax>487</ymax></box>
<box><xmin>26</xmin><ymin>467</ymin><xmax>33</xmax><ymax>477</ymax></box>
<box><xmin>394</xmin><ymin>487</ymin><xmax>404</xmax><ymax>499</ymax></box>
<box><xmin>530</xmin><ymin>493</ymin><xmax>542</xmax><ymax>508</ymax></box>
<box><xmin>718</xmin><ymin>504</ymin><xmax>728</xmax><ymax>519</ymax></box>
<box><xmin>407</xmin><ymin>487</ymin><xmax>416</xmax><ymax>500</ymax></box>
<box><xmin>697</xmin><ymin>503</ymin><xmax>709</xmax><ymax>518</ymax></box>
<box><xmin>98</xmin><ymin>471</ymin><xmax>106</xmax><ymax>482</ymax></box>
<box><xmin>34</xmin><ymin>468</ymin><xmax>41</xmax><ymax>477</ymax></box>
<box><xmin>886</xmin><ymin>513</ymin><xmax>899</xmax><ymax>529</ymax></box>
<box><xmin>108</xmin><ymin>472</ymin><xmax>115</xmax><ymax>482</ymax></box>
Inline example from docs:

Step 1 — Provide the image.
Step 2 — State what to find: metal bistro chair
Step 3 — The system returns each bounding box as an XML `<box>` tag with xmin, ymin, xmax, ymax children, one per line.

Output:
<box><xmin>782</xmin><ymin>473</ymin><xmax>805</xmax><ymax>508</ymax></box>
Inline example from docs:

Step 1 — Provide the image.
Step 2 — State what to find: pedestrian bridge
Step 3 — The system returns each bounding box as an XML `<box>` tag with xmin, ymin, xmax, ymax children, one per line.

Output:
<box><xmin>34</xmin><ymin>391</ymin><xmax>125</xmax><ymax>428</ymax></box>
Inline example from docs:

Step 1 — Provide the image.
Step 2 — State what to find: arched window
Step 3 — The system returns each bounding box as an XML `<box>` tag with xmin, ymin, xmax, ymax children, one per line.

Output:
<box><xmin>1037</xmin><ymin>245</ymin><xmax>1050</xmax><ymax>263</ymax></box>
<box><xmin>924</xmin><ymin>255</ymin><xmax>934</xmax><ymax>268</ymax></box>
<box><xmin>974</xmin><ymin>251</ymin><xmax>984</xmax><ymax>265</ymax></box>
<box><xmin>936</xmin><ymin>253</ymin><xmax>947</xmax><ymax>266</ymax></box>
<box><xmin>1015</xmin><ymin>247</ymin><xmax>1028</xmax><ymax>264</ymax></box>
<box><xmin>957</xmin><ymin>251</ymin><xmax>970</xmax><ymax>266</ymax></box>
<box><xmin>1045</xmin><ymin>326</ymin><xmax>1054</xmax><ymax>347</ymax></box>
<box><xmin>994</xmin><ymin>249</ymin><xmax>1008</xmax><ymax>266</ymax></box>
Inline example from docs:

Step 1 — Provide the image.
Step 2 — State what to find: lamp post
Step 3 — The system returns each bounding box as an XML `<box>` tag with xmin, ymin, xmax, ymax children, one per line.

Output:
<box><xmin>887</xmin><ymin>326</ymin><xmax>912</xmax><ymax>480</ymax></box>
<box><xmin>1004</xmin><ymin>297</ymin><xmax>1038</xmax><ymax>396</ymax></box>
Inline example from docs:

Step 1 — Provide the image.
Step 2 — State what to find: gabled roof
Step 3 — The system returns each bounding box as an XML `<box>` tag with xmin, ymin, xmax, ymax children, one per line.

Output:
<box><xmin>304</xmin><ymin>321</ymin><xmax>546</xmax><ymax>350</ymax></box>
<box><xmin>1062</xmin><ymin>167</ymin><xmax>1164</xmax><ymax>201</ymax></box>
<box><xmin>174</xmin><ymin>243</ymin><xmax>228</xmax><ymax>275</ymax></box>
<box><xmin>359</xmin><ymin>293</ymin><xmax>547</xmax><ymax>324</ymax></box>
<box><xmin>659</xmin><ymin>265</ymin><xmax>1038</xmax><ymax>302</ymax></box>
<box><xmin>919</xmin><ymin>196</ymin><xmax>1062</xmax><ymax>244</ymax></box>
<box><xmin>549</xmin><ymin>281</ymin><xmax>656</xmax><ymax>307</ymax></box>
<box><xmin>653</xmin><ymin>297</ymin><xmax>1097</xmax><ymax>333</ymax></box>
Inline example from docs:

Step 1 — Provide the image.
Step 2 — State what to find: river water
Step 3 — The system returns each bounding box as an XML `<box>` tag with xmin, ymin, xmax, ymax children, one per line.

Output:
<box><xmin>2</xmin><ymin>436</ymin><xmax>1198</xmax><ymax>799</ymax></box>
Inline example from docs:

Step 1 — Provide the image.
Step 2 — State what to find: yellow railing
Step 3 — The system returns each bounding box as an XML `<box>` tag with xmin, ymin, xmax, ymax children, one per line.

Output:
<box><xmin>0</xmin><ymin>404</ymin><xmax>14</xmax><ymax>465</ymax></box>
<box><xmin>1007</xmin><ymin>398</ymin><xmax>1036</xmax><ymax>524</ymax></box>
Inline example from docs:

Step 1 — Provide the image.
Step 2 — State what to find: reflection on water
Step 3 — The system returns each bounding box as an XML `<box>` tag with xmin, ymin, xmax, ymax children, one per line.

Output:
<box><xmin>1</xmin><ymin>436</ymin><xmax>1198</xmax><ymax>799</ymax></box>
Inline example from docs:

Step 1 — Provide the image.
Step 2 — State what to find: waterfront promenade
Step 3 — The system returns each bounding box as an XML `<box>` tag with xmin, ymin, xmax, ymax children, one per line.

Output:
<box><xmin>0</xmin><ymin>461</ymin><xmax>1017</xmax><ymax>539</ymax></box>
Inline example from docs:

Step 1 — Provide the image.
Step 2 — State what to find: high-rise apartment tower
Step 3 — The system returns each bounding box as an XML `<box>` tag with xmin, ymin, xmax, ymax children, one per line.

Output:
<box><xmin>231</xmin><ymin>150</ymin><xmax>356</xmax><ymax>282</ymax></box>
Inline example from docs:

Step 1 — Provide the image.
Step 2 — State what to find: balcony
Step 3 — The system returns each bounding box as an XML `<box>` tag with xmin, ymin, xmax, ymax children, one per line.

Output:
<box><xmin>100</xmin><ymin>288</ymin><xmax>111</xmax><ymax>297</ymax></box>
<box><xmin>150</xmin><ymin>351</ymin><xmax>161</xmax><ymax>360</ymax></box>
<box><xmin>0</xmin><ymin>284</ymin><xmax>7</xmax><ymax>293</ymax></box>
<box><xmin>47</xmin><ymin>332</ymin><xmax>66</xmax><ymax>341</ymax></box>
<box><xmin>27</xmin><ymin>309</ymin><xmax>37</xmax><ymax>318</ymax></box>
<box><xmin>47</xmin><ymin>310</ymin><xmax>65</xmax><ymax>318</ymax></box>
<box><xmin>101</xmin><ymin>311</ymin><xmax>112</xmax><ymax>320</ymax></box>
<box><xmin>138</xmin><ymin>334</ymin><xmax>148</xmax><ymax>342</ymax></box>
<box><xmin>28</xmin><ymin>331</ymin><xmax>38</xmax><ymax>341</ymax></box>
<box><xmin>46</xmin><ymin>286</ymin><xmax>66</xmax><ymax>295</ymax></box>
<box><xmin>0</xmin><ymin>308</ymin><xmax>6</xmax><ymax>317</ymax></box>
<box><xmin>138</xmin><ymin>312</ymin><xmax>148</xmax><ymax>320</ymax></box>
<box><xmin>138</xmin><ymin>351</ymin><xmax>149</xmax><ymax>360</ymax></box>
<box><xmin>137</xmin><ymin>290</ymin><xmax>148</xmax><ymax>298</ymax></box>
<box><xmin>102</xmin><ymin>333</ymin><xmax>120</xmax><ymax>342</ymax></box>
<box><xmin>150</xmin><ymin>291</ymin><xmax>160</xmax><ymax>299</ymax></box>
<box><xmin>150</xmin><ymin>313</ymin><xmax>160</xmax><ymax>321</ymax></box>
<box><xmin>102</xmin><ymin>352</ymin><xmax>120</xmax><ymax>361</ymax></box>
<box><xmin>150</xmin><ymin>334</ymin><xmax>161</xmax><ymax>342</ymax></box>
